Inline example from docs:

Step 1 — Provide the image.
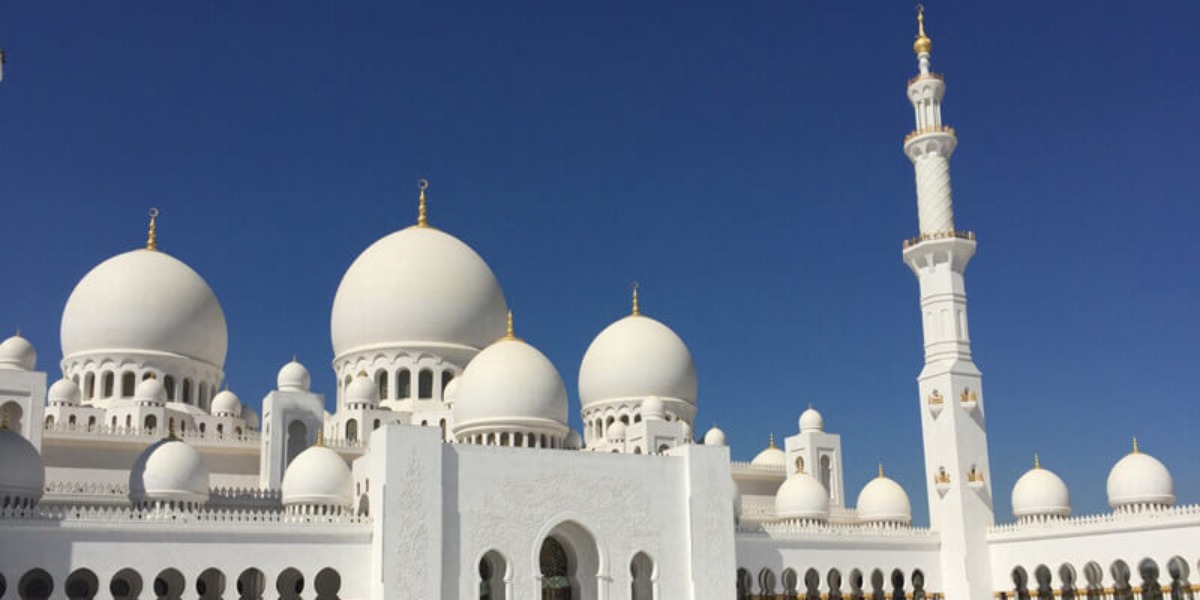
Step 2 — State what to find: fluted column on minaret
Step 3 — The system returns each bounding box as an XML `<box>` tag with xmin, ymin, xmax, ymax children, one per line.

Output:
<box><xmin>904</xmin><ymin>6</ymin><xmax>958</xmax><ymax>238</ymax></box>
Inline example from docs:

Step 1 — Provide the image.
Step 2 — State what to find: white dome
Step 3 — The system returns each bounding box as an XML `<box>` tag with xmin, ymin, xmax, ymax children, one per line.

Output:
<box><xmin>799</xmin><ymin>406</ymin><xmax>824</xmax><ymax>432</ymax></box>
<box><xmin>443</xmin><ymin>377</ymin><xmax>461</xmax><ymax>404</ymax></box>
<box><xmin>856</xmin><ymin>472</ymin><xmax>912</xmax><ymax>525</ymax></box>
<box><xmin>277</xmin><ymin>359</ymin><xmax>311</xmax><ymax>392</ymax></box>
<box><xmin>453</xmin><ymin>337</ymin><xmax>568</xmax><ymax>434</ymax></box>
<box><xmin>642</xmin><ymin>396</ymin><xmax>666</xmax><ymax>421</ymax></box>
<box><xmin>1107</xmin><ymin>444</ymin><xmax>1174</xmax><ymax>509</ymax></box>
<box><xmin>210</xmin><ymin>389</ymin><xmax>241</xmax><ymax>417</ymax></box>
<box><xmin>775</xmin><ymin>473</ymin><xmax>830</xmax><ymax>521</ymax></box>
<box><xmin>129</xmin><ymin>438</ymin><xmax>210</xmax><ymax>505</ymax></box>
<box><xmin>0</xmin><ymin>428</ymin><xmax>44</xmax><ymax>505</ymax></box>
<box><xmin>134</xmin><ymin>378</ymin><xmax>167</xmax><ymax>405</ymax></box>
<box><xmin>61</xmin><ymin>249</ymin><xmax>227</xmax><ymax>367</ymax></box>
<box><xmin>703</xmin><ymin>426</ymin><xmax>727</xmax><ymax>447</ymax></box>
<box><xmin>345</xmin><ymin>373</ymin><xmax>379</xmax><ymax>406</ymax></box>
<box><xmin>751</xmin><ymin>440</ymin><xmax>786</xmax><ymax>469</ymax></box>
<box><xmin>607</xmin><ymin>421</ymin><xmax>628</xmax><ymax>441</ymax></box>
<box><xmin>331</xmin><ymin>226</ymin><xmax>507</xmax><ymax>358</ymax></box>
<box><xmin>579</xmin><ymin>314</ymin><xmax>697</xmax><ymax>408</ymax></box>
<box><xmin>0</xmin><ymin>334</ymin><xmax>36</xmax><ymax>371</ymax></box>
<box><xmin>282</xmin><ymin>445</ymin><xmax>354</xmax><ymax>508</ymax></box>
<box><xmin>48</xmin><ymin>378</ymin><xmax>82</xmax><ymax>406</ymax></box>
<box><xmin>1012</xmin><ymin>460</ymin><xmax>1070</xmax><ymax>519</ymax></box>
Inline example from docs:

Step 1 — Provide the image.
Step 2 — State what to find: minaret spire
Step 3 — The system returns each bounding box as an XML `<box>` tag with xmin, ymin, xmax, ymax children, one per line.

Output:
<box><xmin>146</xmin><ymin>208</ymin><xmax>159</xmax><ymax>251</ymax></box>
<box><xmin>631</xmin><ymin>282</ymin><xmax>640</xmax><ymax>316</ymax></box>
<box><xmin>417</xmin><ymin>179</ymin><xmax>430</xmax><ymax>228</ymax></box>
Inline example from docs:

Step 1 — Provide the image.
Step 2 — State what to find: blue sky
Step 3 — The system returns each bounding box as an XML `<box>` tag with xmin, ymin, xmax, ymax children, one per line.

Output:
<box><xmin>1</xmin><ymin>1</ymin><xmax>1197</xmax><ymax>524</ymax></box>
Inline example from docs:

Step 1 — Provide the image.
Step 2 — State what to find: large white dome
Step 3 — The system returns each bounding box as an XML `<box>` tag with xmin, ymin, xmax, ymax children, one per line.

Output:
<box><xmin>1011</xmin><ymin>460</ymin><xmax>1070</xmax><ymax>519</ymax></box>
<box><xmin>775</xmin><ymin>473</ymin><xmax>830</xmax><ymax>522</ymax></box>
<box><xmin>452</xmin><ymin>337</ymin><xmax>569</xmax><ymax>435</ymax></box>
<box><xmin>282</xmin><ymin>445</ymin><xmax>354</xmax><ymax>509</ymax></box>
<box><xmin>61</xmin><ymin>249</ymin><xmax>227</xmax><ymax>367</ymax></box>
<box><xmin>1107</xmin><ymin>444</ymin><xmax>1174</xmax><ymax>509</ymax></box>
<box><xmin>129</xmin><ymin>437</ymin><xmax>210</xmax><ymax>505</ymax></box>
<box><xmin>578</xmin><ymin>314</ymin><xmax>697</xmax><ymax>408</ymax></box>
<box><xmin>856</xmin><ymin>471</ymin><xmax>912</xmax><ymax>525</ymax></box>
<box><xmin>0</xmin><ymin>428</ymin><xmax>44</xmax><ymax>507</ymax></box>
<box><xmin>331</xmin><ymin>226</ymin><xmax>508</xmax><ymax>358</ymax></box>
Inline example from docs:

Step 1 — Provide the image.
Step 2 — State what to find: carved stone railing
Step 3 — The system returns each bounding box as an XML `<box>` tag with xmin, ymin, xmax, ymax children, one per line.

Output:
<box><xmin>988</xmin><ymin>503</ymin><xmax>1200</xmax><ymax>540</ymax></box>
<box><xmin>0</xmin><ymin>504</ymin><xmax>370</xmax><ymax>528</ymax></box>
<box><xmin>738</xmin><ymin>520</ymin><xmax>935</xmax><ymax>541</ymax></box>
<box><xmin>43</xmin><ymin>422</ymin><xmax>260</xmax><ymax>445</ymax></box>
<box><xmin>730</xmin><ymin>461</ymin><xmax>787</xmax><ymax>475</ymax></box>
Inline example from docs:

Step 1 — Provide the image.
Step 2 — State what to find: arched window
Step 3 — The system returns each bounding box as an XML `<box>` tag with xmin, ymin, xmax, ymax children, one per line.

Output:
<box><xmin>1012</xmin><ymin>567</ymin><xmax>1031</xmax><ymax>600</ymax></box>
<box><xmin>153</xmin><ymin>569</ymin><xmax>185</xmax><ymax>600</ymax></box>
<box><xmin>346</xmin><ymin>419</ymin><xmax>359</xmax><ymax>443</ymax></box>
<box><xmin>1034</xmin><ymin>565</ymin><xmax>1054</xmax><ymax>600</ymax></box>
<box><xmin>820</xmin><ymin>455</ymin><xmax>833</xmax><ymax>493</ymax></box>
<box><xmin>276</xmin><ymin>568</ymin><xmax>304</xmax><ymax>600</ymax></box>
<box><xmin>87</xmin><ymin>416</ymin><xmax>96</xmax><ymax>428</ymax></box>
<box><xmin>196</xmin><ymin>567</ymin><xmax>225</xmax><ymax>600</ymax></box>
<box><xmin>540</xmin><ymin>537</ymin><xmax>571</xmax><ymax>597</ymax></box>
<box><xmin>736</xmin><ymin>568</ymin><xmax>752</xmax><ymax>600</ymax></box>
<box><xmin>781</xmin><ymin>569</ymin><xmax>798</xmax><ymax>600</ymax></box>
<box><xmin>144</xmin><ymin>415</ymin><xmax>157</xmax><ymax>431</ymax></box>
<box><xmin>286</xmin><ymin>420</ymin><xmax>308</xmax><ymax>466</ymax></box>
<box><xmin>418</xmin><ymin>369</ymin><xmax>434</xmax><ymax>398</ymax></box>
<box><xmin>376</xmin><ymin>370</ymin><xmax>389</xmax><ymax>400</ymax></box>
<box><xmin>121</xmin><ymin>371</ymin><xmax>136</xmax><ymax>397</ymax></box>
<box><xmin>198</xmin><ymin>382</ymin><xmax>208</xmax><ymax>407</ymax></box>
<box><xmin>630</xmin><ymin>552</ymin><xmax>654</xmax><ymax>600</ymax></box>
<box><xmin>110</xmin><ymin>568</ymin><xmax>143</xmax><ymax>600</ymax></box>
<box><xmin>1111</xmin><ymin>561</ymin><xmax>1132</xmax><ymax>600</ymax></box>
<box><xmin>124</xmin><ymin>415</ymin><xmax>132</xmax><ymax>428</ymax></box>
<box><xmin>314</xmin><ymin>568</ymin><xmax>341</xmax><ymax>600</ymax></box>
<box><xmin>44</xmin><ymin>415</ymin><xmax>55</xmax><ymax>428</ymax></box>
<box><xmin>805</xmin><ymin>568</ymin><xmax>821</xmax><ymax>600</ymax></box>
<box><xmin>68</xmin><ymin>415</ymin><xmax>76</xmax><ymax>426</ymax></box>
<box><xmin>479</xmin><ymin>550</ymin><xmax>507</xmax><ymax>600</ymax></box>
<box><xmin>19</xmin><ymin>568</ymin><xmax>55</xmax><ymax>600</ymax></box>
<box><xmin>1138</xmin><ymin>560</ymin><xmax>1161</xmax><ymax>600</ymax></box>
<box><xmin>182</xmin><ymin>378</ymin><xmax>193</xmax><ymax>404</ymax></box>
<box><xmin>398</xmin><ymin>369</ymin><xmax>412</xmax><ymax>398</ymax></box>
<box><xmin>236</xmin><ymin>569</ymin><xmax>266</xmax><ymax>600</ymax></box>
<box><xmin>102</xmin><ymin>371</ymin><xmax>115</xmax><ymax>398</ymax></box>
<box><xmin>890</xmin><ymin>569</ymin><xmax>906</xmax><ymax>600</ymax></box>
<box><xmin>164</xmin><ymin>376</ymin><xmax>175</xmax><ymax>400</ymax></box>
<box><xmin>84</xmin><ymin>372</ymin><xmax>95</xmax><ymax>399</ymax></box>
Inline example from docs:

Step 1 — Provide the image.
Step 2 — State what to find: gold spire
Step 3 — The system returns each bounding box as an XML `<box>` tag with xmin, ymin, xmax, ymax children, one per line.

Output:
<box><xmin>1132</xmin><ymin>437</ymin><xmax>1139</xmax><ymax>454</ymax></box>
<box><xmin>146</xmin><ymin>208</ymin><xmax>159</xmax><ymax>251</ymax></box>
<box><xmin>417</xmin><ymin>179</ymin><xmax>430</xmax><ymax>228</ymax></box>
<box><xmin>1033</xmin><ymin>453</ymin><xmax>1041</xmax><ymax>469</ymax></box>
<box><xmin>878</xmin><ymin>463</ymin><xmax>885</xmax><ymax>478</ymax></box>
<box><xmin>768</xmin><ymin>434</ymin><xmax>776</xmax><ymax>449</ymax></box>
<box><xmin>500</xmin><ymin>310</ymin><xmax>521</xmax><ymax>341</ymax></box>
<box><xmin>913</xmin><ymin>4</ymin><xmax>933</xmax><ymax>55</ymax></box>
<box><xmin>631</xmin><ymin>282</ymin><xmax>640</xmax><ymax>316</ymax></box>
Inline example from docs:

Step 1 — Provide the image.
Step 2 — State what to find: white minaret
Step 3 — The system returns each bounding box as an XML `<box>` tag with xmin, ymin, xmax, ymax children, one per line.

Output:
<box><xmin>900</xmin><ymin>8</ymin><xmax>995</xmax><ymax>600</ymax></box>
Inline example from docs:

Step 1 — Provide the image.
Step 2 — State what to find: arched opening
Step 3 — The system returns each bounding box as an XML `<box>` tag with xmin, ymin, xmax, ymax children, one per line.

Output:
<box><xmin>198</xmin><ymin>382</ymin><xmax>208</xmax><ymax>408</ymax></box>
<box><xmin>869</xmin><ymin>569</ymin><xmax>885</xmax><ymax>600</ymax></box>
<box><xmin>539</xmin><ymin>521</ymin><xmax>600</xmax><ymax>600</ymax></box>
<box><xmin>314</xmin><ymin>568</ymin><xmax>342</xmax><ymax>600</ymax></box>
<box><xmin>1083</xmin><ymin>562</ymin><xmax>1103</xmax><ymax>600</ymax></box>
<box><xmin>152</xmin><ymin>568</ymin><xmax>185</xmax><ymax>600</ymax></box>
<box><xmin>828</xmin><ymin>569</ymin><xmax>844</xmax><ymax>600</ymax></box>
<box><xmin>736</xmin><ymin>568</ymin><xmax>752</xmax><ymax>600</ymax></box>
<box><xmin>1012</xmin><ymin>567</ymin><xmax>1031</xmax><ymax>600</ymax></box>
<box><xmin>819</xmin><ymin>455</ymin><xmax>832</xmax><ymax>491</ymax></box>
<box><xmin>196</xmin><ymin>568</ymin><xmax>225</xmax><ymax>600</ymax></box>
<box><xmin>630</xmin><ymin>552</ymin><xmax>654</xmax><ymax>600</ymax></box>
<box><xmin>87</xmin><ymin>415</ymin><xmax>96</xmax><ymax>429</ymax></box>
<box><xmin>182</xmin><ymin>378</ymin><xmax>192</xmax><ymax>404</ymax></box>
<box><xmin>109</xmin><ymin>569</ymin><xmax>143</xmax><ymax>600</ymax></box>
<box><xmin>236</xmin><ymin>568</ymin><xmax>266</xmax><ymax>600</ymax></box>
<box><xmin>398</xmin><ymin>369</ymin><xmax>412</xmax><ymax>398</ymax></box>
<box><xmin>804</xmin><ymin>568</ymin><xmax>820</xmax><ymax>600</ymax></box>
<box><xmin>164</xmin><ymin>375</ymin><xmax>175</xmax><ymax>400</ymax></box>
<box><xmin>121</xmin><ymin>371</ymin><xmax>136</xmax><ymax>397</ymax></box>
<box><xmin>0</xmin><ymin>402</ymin><xmax>23</xmax><ymax>432</ymax></box>
<box><xmin>418</xmin><ymin>369</ymin><xmax>434</xmax><ymax>398</ymax></box>
<box><xmin>1057</xmin><ymin>564</ymin><xmax>1076</xmax><ymax>600</ymax></box>
<box><xmin>286</xmin><ymin>420</ymin><xmax>309</xmax><ymax>466</ymax></box>
<box><xmin>1034</xmin><ymin>565</ymin><xmax>1053</xmax><ymax>600</ymax></box>
<box><xmin>1111</xmin><ymin>560</ymin><xmax>1132</xmax><ymax>600</ymax></box>
<box><xmin>45</xmin><ymin>415</ymin><xmax>55</xmax><ymax>428</ymax></box>
<box><xmin>19</xmin><ymin>568</ymin><xmax>54</xmax><ymax>600</ymax></box>
<box><xmin>276</xmin><ymin>568</ymin><xmax>304</xmax><ymax>600</ymax></box>
<box><xmin>84</xmin><ymin>372</ymin><xmax>95</xmax><ymax>399</ymax></box>
<box><xmin>479</xmin><ymin>550</ymin><xmax>508</xmax><ymax>600</ymax></box>
<box><xmin>65</xmin><ymin>568</ymin><xmax>99</xmax><ymax>600</ymax></box>
<box><xmin>781</xmin><ymin>569</ymin><xmax>799</xmax><ymax>600</ymax></box>
<box><xmin>102</xmin><ymin>371</ymin><xmax>115</xmax><ymax>398</ymax></box>
<box><xmin>848</xmin><ymin>569</ymin><xmax>864</xmax><ymax>600</ymax></box>
<box><xmin>1140</xmin><ymin>559</ymin><xmax>1162</xmax><ymax>600</ymax></box>
<box><xmin>760</xmin><ymin>568</ymin><xmax>778</xmax><ymax>598</ymax></box>
<box><xmin>346</xmin><ymin>419</ymin><xmax>359</xmax><ymax>443</ymax></box>
<box><xmin>144</xmin><ymin>414</ymin><xmax>157</xmax><ymax>432</ymax></box>
<box><xmin>376</xmin><ymin>370</ymin><xmax>389</xmax><ymax>400</ymax></box>
<box><xmin>1166</xmin><ymin>557</ymin><xmax>1191</xmax><ymax>600</ymax></box>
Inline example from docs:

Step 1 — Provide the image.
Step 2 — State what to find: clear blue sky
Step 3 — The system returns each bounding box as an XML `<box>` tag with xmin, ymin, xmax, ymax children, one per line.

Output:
<box><xmin>1</xmin><ymin>2</ymin><xmax>1197</xmax><ymax>524</ymax></box>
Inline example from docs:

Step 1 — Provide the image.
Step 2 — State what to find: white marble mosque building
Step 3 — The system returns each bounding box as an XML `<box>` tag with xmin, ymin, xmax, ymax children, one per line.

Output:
<box><xmin>1</xmin><ymin>10</ymin><xmax>1198</xmax><ymax>600</ymax></box>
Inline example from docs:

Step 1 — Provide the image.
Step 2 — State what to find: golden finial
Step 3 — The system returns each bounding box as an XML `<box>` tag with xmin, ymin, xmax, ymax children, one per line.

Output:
<box><xmin>768</xmin><ymin>434</ymin><xmax>776</xmax><ymax>449</ymax></box>
<box><xmin>417</xmin><ymin>179</ymin><xmax>430</xmax><ymax>228</ymax></box>
<box><xmin>146</xmin><ymin>208</ymin><xmax>159</xmax><ymax>251</ymax></box>
<box><xmin>316</xmin><ymin>428</ymin><xmax>325</xmax><ymax>447</ymax></box>
<box><xmin>500</xmin><ymin>310</ymin><xmax>521</xmax><ymax>341</ymax></box>
<box><xmin>913</xmin><ymin>4</ymin><xmax>933</xmax><ymax>55</ymax></box>
<box><xmin>1132</xmin><ymin>437</ymin><xmax>1139</xmax><ymax>454</ymax></box>
<box><xmin>291</xmin><ymin>353</ymin><xmax>297</xmax><ymax>362</ymax></box>
<box><xmin>631</xmin><ymin>282</ymin><xmax>640</xmax><ymax>316</ymax></box>
<box><xmin>878</xmin><ymin>463</ymin><xmax>885</xmax><ymax>478</ymax></box>
<box><xmin>1033</xmin><ymin>453</ymin><xmax>1040</xmax><ymax>469</ymax></box>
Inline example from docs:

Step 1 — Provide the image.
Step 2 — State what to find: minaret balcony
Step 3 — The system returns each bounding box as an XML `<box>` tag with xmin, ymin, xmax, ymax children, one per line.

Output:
<box><xmin>907</xmin><ymin>72</ymin><xmax>944</xmax><ymax>86</ymax></box>
<box><xmin>904</xmin><ymin>125</ymin><xmax>956</xmax><ymax>144</ymax></box>
<box><xmin>902</xmin><ymin>230</ymin><xmax>974</xmax><ymax>249</ymax></box>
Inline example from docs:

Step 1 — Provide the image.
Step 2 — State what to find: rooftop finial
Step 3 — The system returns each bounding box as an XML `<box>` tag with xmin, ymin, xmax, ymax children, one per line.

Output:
<box><xmin>631</xmin><ymin>282</ymin><xmax>640</xmax><ymax>316</ymax></box>
<box><xmin>146</xmin><ymin>208</ymin><xmax>159</xmax><ymax>251</ymax></box>
<box><xmin>1132</xmin><ymin>437</ymin><xmax>1139</xmax><ymax>454</ymax></box>
<box><xmin>878</xmin><ymin>463</ymin><xmax>885</xmax><ymax>478</ymax></box>
<box><xmin>417</xmin><ymin>179</ymin><xmax>430</xmax><ymax>227</ymax></box>
<box><xmin>913</xmin><ymin>4</ymin><xmax>932</xmax><ymax>55</ymax></box>
<box><xmin>1033</xmin><ymin>453</ymin><xmax>1040</xmax><ymax>469</ymax></box>
<box><xmin>501</xmin><ymin>310</ymin><xmax>521</xmax><ymax>341</ymax></box>
<box><xmin>768</xmin><ymin>433</ymin><xmax>776</xmax><ymax>449</ymax></box>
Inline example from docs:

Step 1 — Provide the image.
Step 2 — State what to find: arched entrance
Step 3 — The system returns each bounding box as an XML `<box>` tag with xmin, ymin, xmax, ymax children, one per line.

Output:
<box><xmin>630</xmin><ymin>552</ymin><xmax>654</xmax><ymax>600</ymax></box>
<box><xmin>538</xmin><ymin>521</ymin><xmax>600</xmax><ymax>600</ymax></box>
<box><xmin>479</xmin><ymin>550</ymin><xmax>508</xmax><ymax>600</ymax></box>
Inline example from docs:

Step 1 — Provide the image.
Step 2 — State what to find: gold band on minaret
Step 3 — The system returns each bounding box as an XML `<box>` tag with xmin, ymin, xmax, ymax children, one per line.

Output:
<box><xmin>631</xmin><ymin>282</ymin><xmax>640</xmax><ymax>316</ymax></box>
<box><xmin>913</xmin><ymin>4</ymin><xmax>932</xmax><ymax>55</ymax></box>
<box><xmin>146</xmin><ymin>208</ymin><xmax>159</xmax><ymax>251</ymax></box>
<box><xmin>417</xmin><ymin>179</ymin><xmax>430</xmax><ymax>228</ymax></box>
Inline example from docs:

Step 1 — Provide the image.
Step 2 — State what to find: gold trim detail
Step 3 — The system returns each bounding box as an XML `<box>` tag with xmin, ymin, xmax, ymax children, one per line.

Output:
<box><xmin>913</xmin><ymin>4</ymin><xmax>932</xmax><ymax>55</ymax></box>
<box><xmin>903</xmin><ymin>230</ymin><xmax>976</xmax><ymax>249</ymax></box>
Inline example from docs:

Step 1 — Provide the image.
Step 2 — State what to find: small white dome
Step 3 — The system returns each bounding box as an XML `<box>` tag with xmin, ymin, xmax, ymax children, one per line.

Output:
<box><xmin>0</xmin><ymin>334</ymin><xmax>36</xmax><ymax>371</ymax></box>
<box><xmin>48</xmin><ymin>378</ymin><xmax>82</xmax><ymax>406</ymax></box>
<box><xmin>579</xmin><ymin>314</ymin><xmax>697</xmax><ymax>409</ymax></box>
<box><xmin>1012</xmin><ymin>459</ymin><xmax>1070</xmax><ymax>519</ymax></box>
<box><xmin>331</xmin><ymin>226</ymin><xmax>508</xmax><ymax>358</ymax></box>
<box><xmin>856</xmin><ymin>471</ymin><xmax>912</xmax><ymax>525</ymax></box>
<box><xmin>277</xmin><ymin>359</ymin><xmax>311</xmax><ymax>392</ymax></box>
<box><xmin>282</xmin><ymin>445</ymin><xmax>354</xmax><ymax>508</ymax></box>
<box><xmin>134</xmin><ymin>378</ymin><xmax>167</xmax><ymax>405</ymax></box>
<box><xmin>345</xmin><ymin>373</ymin><xmax>380</xmax><ymax>406</ymax></box>
<box><xmin>0</xmin><ymin>427</ymin><xmax>45</xmax><ymax>505</ymax></box>
<box><xmin>799</xmin><ymin>406</ymin><xmax>824</xmax><ymax>432</ymax></box>
<box><xmin>608</xmin><ymin>421</ymin><xmax>628</xmax><ymax>441</ymax></box>
<box><xmin>703</xmin><ymin>426</ymin><xmax>727</xmax><ymax>447</ymax></box>
<box><xmin>452</xmin><ymin>336</ymin><xmax>569</xmax><ymax>436</ymax></box>
<box><xmin>1107</xmin><ymin>442</ymin><xmax>1174</xmax><ymax>509</ymax></box>
<box><xmin>775</xmin><ymin>473</ymin><xmax>830</xmax><ymax>521</ymax></box>
<box><xmin>61</xmin><ymin>249</ymin><xmax>227</xmax><ymax>367</ymax></box>
<box><xmin>210</xmin><ymin>389</ymin><xmax>241</xmax><ymax>417</ymax></box>
<box><xmin>751</xmin><ymin>438</ymin><xmax>786</xmax><ymax>469</ymax></box>
<box><xmin>129</xmin><ymin>437</ymin><xmax>210</xmax><ymax>505</ymax></box>
<box><xmin>642</xmin><ymin>396</ymin><xmax>666</xmax><ymax>421</ymax></box>
<box><xmin>443</xmin><ymin>377</ymin><xmax>461</xmax><ymax>404</ymax></box>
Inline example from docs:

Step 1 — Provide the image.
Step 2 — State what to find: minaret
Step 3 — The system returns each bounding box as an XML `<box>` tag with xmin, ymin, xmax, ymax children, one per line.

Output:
<box><xmin>900</xmin><ymin>8</ymin><xmax>995</xmax><ymax>600</ymax></box>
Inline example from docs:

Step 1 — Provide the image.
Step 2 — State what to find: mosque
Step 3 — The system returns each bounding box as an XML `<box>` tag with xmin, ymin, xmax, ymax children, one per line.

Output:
<box><xmin>0</xmin><ymin>9</ymin><xmax>1198</xmax><ymax>600</ymax></box>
